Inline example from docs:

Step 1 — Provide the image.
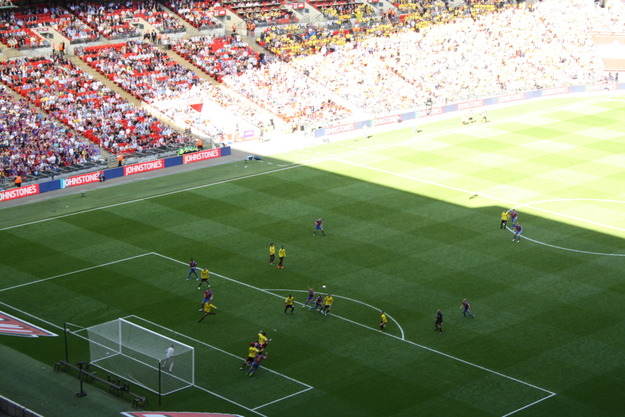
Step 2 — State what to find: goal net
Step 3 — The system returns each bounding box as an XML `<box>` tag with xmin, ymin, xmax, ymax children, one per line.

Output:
<box><xmin>86</xmin><ymin>318</ymin><xmax>194</xmax><ymax>395</ymax></box>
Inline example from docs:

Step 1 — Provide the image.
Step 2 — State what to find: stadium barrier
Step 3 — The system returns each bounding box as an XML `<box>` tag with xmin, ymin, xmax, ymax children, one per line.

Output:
<box><xmin>0</xmin><ymin>394</ymin><xmax>44</xmax><ymax>417</ymax></box>
<box><xmin>313</xmin><ymin>81</ymin><xmax>625</xmax><ymax>138</ymax></box>
<box><xmin>0</xmin><ymin>147</ymin><xmax>231</xmax><ymax>203</ymax></box>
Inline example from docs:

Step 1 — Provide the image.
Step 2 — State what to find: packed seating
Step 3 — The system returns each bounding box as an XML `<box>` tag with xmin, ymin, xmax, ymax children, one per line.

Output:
<box><xmin>0</xmin><ymin>55</ymin><xmax>193</xmax><ymax>155</ymax></box>
<box><xmin>0</xmin><ymin>7</ymin><xmax>49</xmax><ymax>50</ymax></box>
<box><xmin>75</xmin><ymin>40</ymin><xmax>201</xmax><ymax>103</ymax></box>
<box><xmin>133</xmin><ymin>1</ymin><xmax>186</xmax><ymax>33</ymax></box>
<box><xmin>221</xmin><ymin>60</ymin><xmax>355</xmax><ymax>130</ymax></box>
<box><xmin>287</xmin><ymin>0</ymin><xmax>608</xmax><ymax>113</ymax></box>
<box><xmin>257</xmin><ymin>20</ymin><xmax>400</xmax><ymax>61</ymax></box>
<box><xmin>66</xmin><ymin>1</ymin><xmax>142</xmax><ymax>39</ymax></box>
<box><xmin>150</xmin><ymin>80</ymin><xmax>277</xmax><ymax>142</ymax></box>
<box><xmin>173</xmin><ymin>34</ymin><xmax>260</xmax><ymax>82</ymax></box>
<box><xmin>162</xmin><ymin>0</ymin><xmax>221</xmax><ymax>30</ymax></box>
<box><xmin>0</xmin><ymin>84</ymin><xmax>102</xmax><ymax>180</ymax></box>
<box><xmin>3</xmin><ymin>4</ymin><xmax>98</xmax><ymax>44</ymax></box>
<box><xmin>222</xmin><ymin>0</ymin><xmax>298</xmax><ymax>26</ymax></box>
<box><xmin>318</xmin><ymin>2</ymin><xmax>375</xmax><ymax>23</ymax></box>
<box><xmin>0</xmin><ymin>0</ymin><xmax>623</xmax><ymax>180</ymax></box>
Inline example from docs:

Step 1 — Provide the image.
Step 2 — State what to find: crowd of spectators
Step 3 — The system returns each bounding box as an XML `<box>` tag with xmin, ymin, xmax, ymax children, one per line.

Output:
<box><xmin>162</xmin><ymin>0</ymin><xmax>221</xmax><ymax>30</ymax></box>
<box><xmin>0</xmin><ymin>84</ymin><xmax>101</xmax><ymax>181</ymax></box>
<box><xmin>0</xmin><ymin>55</ymin><xmax>193</xmax><ymax>155</ymax></box>
<box><xmin>247</xmin><ymin>0</ymin><xmax>618</xmax><ymax>117</ymax></box>
<box><xmin>149</xmin><ymin>83</ymin><xmax>269</xmax><ymax>143</ymax></box>
<box><xmin>2</xmin><ymin>0</ymin><xmax>625</xmax><ymax>186</ymax></box>
<box><xmin>133</xmin><ymin>0</ymin><xmax>187</xmax><ymax>33</ymax></box>
<box><xmin>223</xmin><ymin>0</ymin><xmax>298</xmax><ymax>26</ymax></box>
<box><xmin>222</xmin><ymin>59</ymin><xmax>355</xmax><ymax>130</ymax></box>
<box><xmin>0</xmin><ymin>6</ymin><xmax>50</xmax><ymax>49</ymax></box>
<box><xmin>75</xmin><ymin>40</ymin><xmax>201</xmax><ymax>103</ymax></box>
<box><xmin>173</xmin><ymin>34</ymin><xmax>260</xmax><ymax>82</ymax></box>
<box><xmin>66</xmin><ymin>0</ymin><xmax>142</xmax><ymax>39</ymax></box>
<box><xmin>1</xmin><ymin>5</ymin><xmax>98</xmax><ymax>44</ymax></box>
<box><xmin>319</xmin><ymin>2</ymin><xmax>375</xmax><ymax>23</ymax></box>
<box><xmin>257</xmin><ymin>19</ymin><xmax>399</xmax><ymax>60</ymax></box>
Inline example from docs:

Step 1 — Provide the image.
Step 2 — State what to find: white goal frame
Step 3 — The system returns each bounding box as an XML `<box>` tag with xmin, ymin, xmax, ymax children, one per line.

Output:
<box><xmin>86</xmin><ymin>318</ymin><xmax>194</xmax><ymax>396</ymax></box>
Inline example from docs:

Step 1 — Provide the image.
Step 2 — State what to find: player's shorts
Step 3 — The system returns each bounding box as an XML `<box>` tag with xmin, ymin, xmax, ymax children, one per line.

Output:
<box><xmin>316</xmin><ymin>225</ymin><xmax>322</xmax><ymax>229</ymax></box>
<box><xmin>246</xmin><ymin>356</ymin><xmax>255</xmax><ymax>363</ymax></box>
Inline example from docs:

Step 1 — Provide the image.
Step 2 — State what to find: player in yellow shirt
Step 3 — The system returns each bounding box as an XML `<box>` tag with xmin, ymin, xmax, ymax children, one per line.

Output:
<box><xmin>379</xmin><ymin>311</ymin><xmax>388</xmax><ymax>332</ymax></box>
<box><xmin>500</xmin><ymin>210</ymin><xmax>509</xmax><ymax>229</ymax></box>
<box><xmin>277</xmin><ymin>245</ymin><xmax>286</xmax><ymax>269</ymax></box>
<box><xmin>240</xmin><ymin>344</ymin><xmax>260</xmax><ymax>370</ymax></box>
<box><xmin>257</xmin><ymin>331</ymin><xmax>271</xmax><ymax>350</ymax></box>
<box><xmin>284</xmin><ymin>294</ymin><xmax>295</xmax><ymax>314</ymax></box>
<box><xmin>321</xmin><ymin>294</ymin><xmax>334</xmax><ymax>316</ymax></box>
<box><xmin>198</xmin><ymin>302</ymin><xmax>218</xmax><ymax>322</ymax></box>
<box><xmin>269</xmin><ymin>243</ymin><xmax>276</xmax><ymax>265</ymax></box>
<box><xmin>198</xmin><ymin>267</ymin><xmax>210</xmax><ymax>290</ymax></box>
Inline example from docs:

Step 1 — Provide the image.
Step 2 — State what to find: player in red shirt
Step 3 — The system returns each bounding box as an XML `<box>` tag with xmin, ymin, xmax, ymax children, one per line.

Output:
<box><xmin>512</xmin><ymin>223</ymin><xmax>523</xmax><ymax>242</ymax></box>
<box><xmin>461</xmin><ymin>298</ymin><xmax>475</xmax><ymax>318</ymax></box>
<box><xmin>313</xmin><ymin>217</ymin><xmax>326</xmax><ymax>236</ymax></box>
<box><xmin>310</xmin><ymin>294</ymin><xmax>323</xmax><ymax>311</ymax></box>
<box><xmin>187</xmin><ymin>258</ymin><xmax>199</xmax><ymax>280</ymax></box>
<box><xmin>199</xmin><ymin>288</ymin><xmax>213</xmax><ymax>311</ymax></box>
<box><xmin>303</xmin><ymin>287</ymin><xmax>315</xmax><ymax>308</ymax></box>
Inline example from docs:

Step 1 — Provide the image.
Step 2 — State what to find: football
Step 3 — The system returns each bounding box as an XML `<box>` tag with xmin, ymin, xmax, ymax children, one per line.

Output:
<box><xmin>322</xmin><ymin>285</ymin><xmax>326</xmax><ymax>288</ymax></box>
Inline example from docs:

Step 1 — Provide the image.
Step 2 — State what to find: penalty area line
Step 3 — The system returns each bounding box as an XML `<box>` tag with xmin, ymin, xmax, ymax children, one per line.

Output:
<box><xmin>153</xmin><ymin>253</ymin><xmax>556</xmax><ymax>416</ymax></box>
<box><xmin>501</xmin><ymin>393</ymin><xmax>556</xmax><ymax>417</ymax></box>
<box><xmin>0</xmin><ymin>252</ymin><xmax>154</xmax><ymax>293</ymax></box>
<box><xmin>252</xmin><ymin>387</ymin><xmax>313</xmax><ymax>411</ymax></box>
<box><xmin>125</xmin><ymin>314</ymin><xmax>312</xmax><ymax>390</ymax></box>
<box><xmin>192</xmin><ymin>384</ymin><xmax>268</xmax><ymax>417</ymax></box>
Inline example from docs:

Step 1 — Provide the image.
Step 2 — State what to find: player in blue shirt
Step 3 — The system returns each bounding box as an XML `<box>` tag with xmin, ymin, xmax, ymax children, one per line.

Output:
<box><xmin>509</xmin><ymin>209</ymin><xmax>518</xmax><ymax>226</ymax></box>
<box><xmin>303</xmin><ymin>287</ymin><xmax>315</xmax><ymax>308</ymax></box>
<box><xmin>187</xmin><ymin>258</ymin><xmax>199</xmax><ymax>280</ymax></box>
<box><xmin>512</xmin><ymin>224</ymin><xmax>523</xmax><ymax>242</ymax></box>
<box><xmin>313</xmin><ymin>217</ymin><xmax>326</xmax><ymax>236</ymax></box>
<box><xmin>461</xmin><ymin>298</ymin><xmax>475</xmax><ymax>318</ymax></box>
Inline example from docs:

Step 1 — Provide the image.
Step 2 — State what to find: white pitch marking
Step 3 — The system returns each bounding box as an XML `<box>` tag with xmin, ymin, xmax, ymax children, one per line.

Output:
<box><xmin>266</xmin><ymin>288</ymin><xmax>405</xmax><ymax>340</ymax></box>
<box><xmin>126</xmin><ymin>314</ymin><xmax>312</xmax><ymax>389</ymax></box>
<box><xmin>252</xmin><ymin>387</ymin><xmax>313</xmax><ymax>411</ymax></box>
<box><xmin>0</xmin><ymin>252</ymin><xmax>154</xmax><ymax>293</ymax></box>
<box><xmin>153</xmin><ymin>254</ymin><xmax>556</xmax><ymax>409</ymax></box>
<box><xmin>1</xmin><ymin>95</ymin><xmax>608</xmax><ymax>232</ymax></box>
<box><xmin>339</xmin><ymin>160</ymin><xmax>625</xmax><ymax>256</ymax></box>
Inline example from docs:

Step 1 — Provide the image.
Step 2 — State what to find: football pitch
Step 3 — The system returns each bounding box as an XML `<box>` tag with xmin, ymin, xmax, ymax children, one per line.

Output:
<box><xmin>1</xmin><ymin>94</ymin><xmax>625</xmax><ymax>417</ymax></box>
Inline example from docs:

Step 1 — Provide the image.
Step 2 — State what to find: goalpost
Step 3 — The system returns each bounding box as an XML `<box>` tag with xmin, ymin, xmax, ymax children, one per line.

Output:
<box><xmin>85</xmin><ymin>318</ymin><xmax>194</xmax><ymax>396</ymax></box>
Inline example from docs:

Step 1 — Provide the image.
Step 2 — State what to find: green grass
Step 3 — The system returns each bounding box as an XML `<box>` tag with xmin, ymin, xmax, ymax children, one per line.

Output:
<box><xmin>1</xmin><ymin>95</ymin><xmax>625</xmax><ymax>417</ymax></box>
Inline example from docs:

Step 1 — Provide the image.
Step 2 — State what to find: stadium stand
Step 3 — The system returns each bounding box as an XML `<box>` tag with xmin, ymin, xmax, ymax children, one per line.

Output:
<box><xmin>0</xmin><ymin>55</ymin><xmax>193</xmax><ymax>155</ymax></box>
<box><xmin>162</xmin><ymin>0</ymin><xmax>222</xmax><ymax>30</ymax></box>
<box><xmin>75</xmin><ymin>40</ymin><xmax>201</xmax><ymax>103</ymax></box>
<box><xmin>172</xmin><ymin>34</ymin><xmax>260</xmax><ymax>82</ymax></box>
<box><xmin>65</xmin><ymin>1</ymin><xmax>143</xmax><ymax>39</ymax></box>
<box><xmin>0</xmin><ymin>83</ymin><xmax>102</xmax><ymax>181</ymax></box>
<box><xmin>0</xmin><ymin>0</ymin><xmax>623</xmax><ymax>189</ymax></box>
